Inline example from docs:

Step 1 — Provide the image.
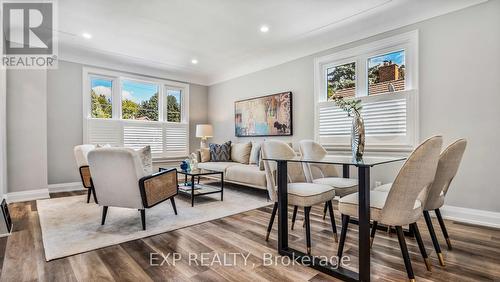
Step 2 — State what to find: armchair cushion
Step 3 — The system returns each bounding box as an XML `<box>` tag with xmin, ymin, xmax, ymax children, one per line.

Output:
<box><xmin>140</xmin><ymin>168</ymin><xmax>178</xmax><ymax>208</ymax></box>
<box><xmin>135</xmin><ymin>146</ymin><xmax>153</xmax><ymax>175</ymax></box>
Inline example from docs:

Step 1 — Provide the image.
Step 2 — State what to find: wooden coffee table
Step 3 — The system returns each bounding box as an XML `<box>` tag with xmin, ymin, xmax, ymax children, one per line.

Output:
<box><xmin>160</xmin><ymin>168</ymin><xmax>224</xmax><ymax>207</ymax></box>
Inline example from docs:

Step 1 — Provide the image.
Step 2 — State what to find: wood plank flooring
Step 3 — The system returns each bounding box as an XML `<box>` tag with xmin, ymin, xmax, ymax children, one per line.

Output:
<box><xmin>1</xmin><ymin>188</ymin><xmax>499</xmax><ymax>281</ymax></box>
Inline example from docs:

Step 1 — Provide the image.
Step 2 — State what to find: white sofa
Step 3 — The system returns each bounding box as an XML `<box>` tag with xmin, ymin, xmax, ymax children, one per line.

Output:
<box><xmin>196</xmin><ymin>142</ymin><xmax>268</xmax><ymax>190</ymax></box>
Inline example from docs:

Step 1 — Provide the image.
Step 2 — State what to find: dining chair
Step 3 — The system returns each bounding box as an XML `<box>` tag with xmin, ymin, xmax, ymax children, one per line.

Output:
<box><xmin>375</xmin><ymin>138</ymin><xmax>467</xmax><ymax>266</ymax></box>
<box><xmin>262</xmin><ymin>140</ymin><xmax>338</xmax><ymax>254</ymax></box>
<box><xmin>298</xmin><ymin>140</ymin><xmax>358</xmax><ymax>222</ymax></box>
<box><xmin>337</xmin><ymin>136</ymin><xmax>443</xmax><ymax>281</ymax></box>
<box><xmin>88</xmin><ymin>147</ymin><xmax>178</xmax><ymax>230</ymax></box>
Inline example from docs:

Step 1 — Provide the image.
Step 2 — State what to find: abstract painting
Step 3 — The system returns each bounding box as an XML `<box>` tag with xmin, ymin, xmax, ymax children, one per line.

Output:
<box><xmin>235</xmin><ymin>92</ymin><xmax>292</xmax><ymax>137</ymax></box>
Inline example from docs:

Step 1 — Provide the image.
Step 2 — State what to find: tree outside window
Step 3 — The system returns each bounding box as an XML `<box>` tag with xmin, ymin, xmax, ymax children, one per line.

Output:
<box><xmin>326</xmin><ymin>62</ymin><xmax>356</xmax><ymax>100</ymax></box>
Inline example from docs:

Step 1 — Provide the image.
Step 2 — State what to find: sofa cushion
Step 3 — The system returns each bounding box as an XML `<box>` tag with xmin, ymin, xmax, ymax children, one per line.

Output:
<box><xmin>198</xmin><ymin>162</ymin><xmax>237</xmax><ymax>172</ymax></box>
<box><xmin>225</xmin><ymin>164</ymin><xmax>267</xmax><ymax>188</ymax></box>
<box><xmin>209</xmin><ymin>141</ymin><xmax>232</xmax><ymax>162</ymax></box>
<box><xmin>200</xmin><ymin>147</ymin><xmax>211</xmax><ymax>162</ymax></box>
<box><xmin>249</xmin><ymin>142</ymin><xmax>262</xmax><ymax>164</ymax></box>
<box><xmin>231</xmin><ymin>142</ymin><xmax>252</xmax><ymax>164</ymax></box>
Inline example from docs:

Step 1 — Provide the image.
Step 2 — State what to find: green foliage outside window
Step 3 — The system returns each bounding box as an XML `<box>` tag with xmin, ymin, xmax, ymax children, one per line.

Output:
<box><xmin>166</xmin><ymin>95</ymin><xmax>181</xmax><ymax>122</ymax></box>
<box><xmin>91</xmin><ymin>90</ymin><xmax>112</xmax><ymax>118</ymax></box>
<box><xmin>327</xmin><ymin>62</ymin><xmax>356</xmax><ymax>100</ymax></box>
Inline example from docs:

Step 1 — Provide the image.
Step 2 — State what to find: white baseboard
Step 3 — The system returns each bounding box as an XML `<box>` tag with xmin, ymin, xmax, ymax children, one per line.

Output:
<box><xmin>48</xmin><ymin>182</ymin><xmax>85</xmax><ymax>193</ymax></box>
<box><xmin>440</xmin><ymin>205</ymin><xmax>500</xmax><ymax>229</ymax></box>
<box><xmin>6</xmin><ymin>188</ymin><xmax>50</xmax><ymax>203</ymax></box>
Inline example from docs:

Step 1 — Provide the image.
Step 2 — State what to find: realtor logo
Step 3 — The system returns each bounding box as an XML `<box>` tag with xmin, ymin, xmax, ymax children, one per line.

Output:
<box><xmin>2</xmin><ymin>1</ymin><xmax>58</xmax><ymax>68</ymax></box>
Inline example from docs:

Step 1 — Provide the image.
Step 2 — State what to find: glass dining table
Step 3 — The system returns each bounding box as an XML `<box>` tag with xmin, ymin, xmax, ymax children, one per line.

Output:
<box><xmin>262</xmin><ymin>155</ymin><xmax>406</xmax><ymax>282</ymax></box>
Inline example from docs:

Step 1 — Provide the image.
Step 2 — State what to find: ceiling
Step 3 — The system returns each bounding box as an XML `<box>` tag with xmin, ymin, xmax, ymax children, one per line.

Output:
<box><xmin>56</xmin><ymin>0</ymin><xmax>486</xmax><ymax>85</ymax></box>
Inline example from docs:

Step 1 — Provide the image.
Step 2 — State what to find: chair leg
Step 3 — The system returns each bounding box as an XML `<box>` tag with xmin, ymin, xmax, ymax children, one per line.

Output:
<box><xmin>370</xmin><ymin>221</ymin><xmax>378</xmax><ymax>248</ymax></box>
<box><xmin>304</xmin><ymin>206</ymin><xmax>312</xmax><ymax>255</ymax></box>
<box><xmin>101</xmin><ymin>206</ymin><xmax>108</xmax><ymax>225</ymax></box>
<box><xmin>170</xmin><ymin>197</ymin><xmax>178</xmax><ymax>215</ymax></box>
<box><xmin>411</xmin><ymin>222</ymin><xmax>432</xmax><ymax>271</ymax></box>
<box><xmin>395</xmin><ymin>226</ymin><xmax>415</xmax><ymax>281</ymax></box>
<box><xmin>291</xmin><ymin>206</ymin><xmax>298</xmax><ymax>230</ymax></box>
<box><xmin>435</xmin><ymin>209</ymin><xmax>452</xmax><ymax>250</ymax></box>
<box><xmin>140</xmin><ymin>209</ymin><xmax>146</xmax><ymax>230</ymax></box>
<box><xmin>86</xmin><ymin>188</ymin><xmax>91</xmax><ymax>203</ymax></box>
<box><xmin>323</xmin><ymin>202</ymin><xmax>328</xmax><ymax>220</ymax></box>
<box><xmin>326</xmin><ymin>201</ymin><xmax>338</xmax><ymax>242</ymax></box>
<box><xmin>91</xmin><ymin>186</ymin><xmax>98</xmax><ymax>204</ymax></box>
<box><xmin>423</xmin><ymin>210</ymin><xmax>445</xmax><ymax>266</ymax></box>
<box><xmin>337</xmin><ymin>214</ymin><xmax>350</xmax><ymax>258</ymax></box>
<box><xmin>266</xmin><ymin>203</ymin><xmax>278</xmax><ymax>241</ymax></box>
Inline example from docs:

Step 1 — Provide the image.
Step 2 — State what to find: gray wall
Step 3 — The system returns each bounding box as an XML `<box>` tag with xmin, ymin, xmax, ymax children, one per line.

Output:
<box><xmin>7</xmin><ymin>70</ymin><xmax>48</xmax><ymax>192</ymax></box>
<box><xmin>0</xmin><ymin>65</ymin><xmax>6</xmax><ymax>197</ymax></box>
<box><xmin>46</xmin><ymin>61</ymin><xmax>209</xmax><ymax>185</ymax></box>
<box><xmin>208</xmin><ymin>1</ymin><xmax>500</xmax><ymax>212</ymax></box>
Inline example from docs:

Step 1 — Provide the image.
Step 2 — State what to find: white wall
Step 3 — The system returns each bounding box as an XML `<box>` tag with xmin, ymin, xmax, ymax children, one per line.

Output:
<box><xmin>208</xmin><ymin>1</ymin><xmax>500</xmax><ymax>213</ymax></box>
<box><xmin>46</xmin><ymin>60</ymin><xmax>209</xmax><ymax>185</ymax></box>
<box><xmin>0</xmin><ymin>66</ymin><xmax>6</xmax><ymax>198</ymax></box>
<box><xmin>7</xmin><ymin>70</ymin><xmax>48</xmax><ymax>193</ymax></box>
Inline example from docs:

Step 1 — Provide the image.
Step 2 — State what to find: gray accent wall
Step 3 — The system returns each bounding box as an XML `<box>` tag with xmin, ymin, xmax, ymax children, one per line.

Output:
<box><xmin>208</xmin><ymin>1</ymin><xmax>500</xmax><ymax>212</ymax></box>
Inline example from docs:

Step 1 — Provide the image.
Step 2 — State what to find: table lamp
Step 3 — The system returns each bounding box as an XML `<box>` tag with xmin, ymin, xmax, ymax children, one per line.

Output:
<box><xmin>196</xmin><ymin>124</ymin><xmax>213</xmax><ymax>148</ymax></box>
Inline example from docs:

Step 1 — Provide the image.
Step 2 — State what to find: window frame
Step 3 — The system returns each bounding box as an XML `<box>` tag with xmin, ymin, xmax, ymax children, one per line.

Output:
<box><xmin>82</xmin><ymin>67</ymin><xmax>190</xmax><ymax>159</ymax></box>
<box><xmin>83</xmin><ymin>67</ymin><xmax>189</xmax><ymax>124</ymax></box>
<box><xmin>314</xmin><ymin>30</ymin><xmax>419</xmax><ymax>152</ymax></box>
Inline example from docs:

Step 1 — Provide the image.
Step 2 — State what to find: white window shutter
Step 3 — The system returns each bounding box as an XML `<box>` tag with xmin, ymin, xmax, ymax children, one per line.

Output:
<box><xmin>165</xmin><ymin>123</ymin><xmax>189</xmax><ymax>157</ymax></box>
<box><xmin>317</xmin><ymin>90</ymin><xmax>417</xmax><ymax>151</ymax></box>
<box><xmin>123</xmin><ymin>123</ymin><xmax>163</xmax><ymax>154</ymax></box>
<box><xmin>87</xmin><ymin>119</ymin><xmax>122</xmax><ymax>146</ymax></box>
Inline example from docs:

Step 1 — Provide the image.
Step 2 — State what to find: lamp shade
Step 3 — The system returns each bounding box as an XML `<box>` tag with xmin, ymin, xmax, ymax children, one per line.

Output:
<box><xmin>196</xmin><ymin>124</ymin><xmax>213</xmax><ymax>138</ymax></box>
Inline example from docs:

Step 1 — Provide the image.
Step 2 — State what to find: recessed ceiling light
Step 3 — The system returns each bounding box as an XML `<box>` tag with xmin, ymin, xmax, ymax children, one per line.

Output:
<box><xmin>191</xmin><ymin>59</ymin><xmax>198</xmax><ymax>64</ymax></box>
<box><xmin>260</xmin><ymin>25</ymin><xmax>269</xmax><ymax>33</ymax></box>
<box><xmin>82</xmin><ymin>32</ymin><xmax>92</xmax><ymax>39</ymax></box>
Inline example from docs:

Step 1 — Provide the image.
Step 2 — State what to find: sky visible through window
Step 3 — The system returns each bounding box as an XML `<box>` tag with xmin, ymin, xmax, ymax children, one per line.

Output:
<box><xmin>368</xmin><ymin>50</ymin><xmax>404</xmax><ymax>68</ymax></box>
<box><xmin>121</xmin><ymin>80</ymin><xmax>158</xmax><ymax>104</ymax></box>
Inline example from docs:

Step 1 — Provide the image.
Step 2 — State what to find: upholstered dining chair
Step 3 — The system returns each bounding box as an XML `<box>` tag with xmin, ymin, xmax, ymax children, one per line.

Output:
<box><xmin>74</xmin><ymin>144</ymin><xmax>99</xmax><ymax>203</ymax></box>
<box><xmin>88</xmin><ymin>147</ymin><xmax>178</xmax><ymax>230</ymax></box>
<box><xmin>337</xmin><ymin>136</ymin><xmax>443</xmax><ymax>281</ymax></box>
<box><xmin>262</xmin><ymin>140</ymin><xmax>337</xmax><ymax>254</ymax></box>
<box><xmin>375</xmin><ymin>138</ymin><xmax>467</xmax><ymax>266</ymax></box>
<box><xmin>298</xmin><ymin>140</ymin><xmax>358</xmax><ymax>222</ymax></box>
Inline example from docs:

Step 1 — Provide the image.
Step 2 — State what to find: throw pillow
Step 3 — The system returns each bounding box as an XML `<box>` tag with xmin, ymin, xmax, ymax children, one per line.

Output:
<box><xmin>136</xmin><ymin>146</ymin><xmax>153</xmax><ymax>175</ymax></box>
<box><xmin>200</xmin><ymin>147</ymin><xmax>211</xmax><ymax>162</ymax></box>
<box><xmin>209</xmin><ymin>141</ymin><xmax>232</xmax><ymax>162</ymax></box>
<box><xmin>231</xmin><ymin>142</ymin><xmax>252</xmax><ymax>164</ymax></box>
<box><xmin>249</xmin><ymin>142</ymin><xmax>262</xmax><ymax>164</ymax></box>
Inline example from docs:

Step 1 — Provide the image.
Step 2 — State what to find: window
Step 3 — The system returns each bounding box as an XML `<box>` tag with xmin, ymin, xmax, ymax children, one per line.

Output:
<box><xmin>90</xmin><ymin>77</ymin><xmax>113</xmax><ymax>118</ymax></box>
<box><xmin>165</xmin><ymin>88</ymin><xmax>182</xmax><ymax>122</ymax></box>
<box><xmin>83</xmin><ymin>68</ymin><xmax>190</xmax><ymax>158</ymax></box>
<box><xmin>368</xmin><ymin>50</ymin><xmax>405</xmax><ymax>95</ymax></box>
<box><xmin>121</xmin><ymin>80</ymin><xmax>159</xmax><ymax>121</ymax></box>
<box><xmin>314</xmin><ymin>31</ymin><xmax>418</xmax><ymax>152</ymax></box>
<box><xmin>326</xmin><ymin>62</ymin><xmax>356</xmax><ymax>99</ymax></box>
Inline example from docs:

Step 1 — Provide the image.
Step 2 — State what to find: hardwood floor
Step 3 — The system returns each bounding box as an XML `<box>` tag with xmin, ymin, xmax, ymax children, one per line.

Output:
<box><xmin>1</xmin><ymin>189</ymin><xmax>499</xmax><ymax>281</ymax></box>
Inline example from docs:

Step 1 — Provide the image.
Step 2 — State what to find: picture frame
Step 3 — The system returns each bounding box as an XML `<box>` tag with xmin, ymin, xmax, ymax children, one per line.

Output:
<box><xmin>234</xmin><ymin>92</ymin><xmax>293</xmax><ymax>137</ymax></box>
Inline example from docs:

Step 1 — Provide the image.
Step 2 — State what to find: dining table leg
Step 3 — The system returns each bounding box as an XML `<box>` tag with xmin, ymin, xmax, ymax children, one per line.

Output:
<box><xmin>358</xmin><ymin>166</ymin><xmax>371</xmax><ymax>282</ymax></box>
<box><xmin>277</xmin><ymin>160</ymin><xmax>289</xmax><ymax>253</ymax></box>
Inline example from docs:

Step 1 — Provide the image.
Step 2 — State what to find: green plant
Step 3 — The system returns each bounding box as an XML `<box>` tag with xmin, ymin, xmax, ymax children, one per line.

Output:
<box><xmin>331</xmin><ymin>94</ymin><xmax>362</xmax><ymax>117</ymax></box>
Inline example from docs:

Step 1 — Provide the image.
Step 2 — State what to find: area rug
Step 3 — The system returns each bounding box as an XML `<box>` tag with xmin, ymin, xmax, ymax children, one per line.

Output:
<box><xmin>37</xmin><ymin>187</ymin><xmax>269</xmax><ymax>260</ymax></box>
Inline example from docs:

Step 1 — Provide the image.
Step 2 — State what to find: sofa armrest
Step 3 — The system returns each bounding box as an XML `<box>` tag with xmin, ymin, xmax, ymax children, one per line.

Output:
<box><xmin>139</xmin><ymin>168</ymin><xmax>178</xmax><ymax>208</ymax></box>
